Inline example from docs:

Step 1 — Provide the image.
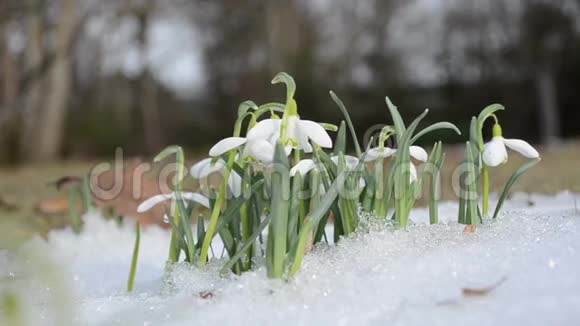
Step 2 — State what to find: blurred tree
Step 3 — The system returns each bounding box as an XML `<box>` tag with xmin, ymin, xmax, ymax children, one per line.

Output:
<box><xmin>131</xmin><ymin>0</ymin><xmax>162</xmax><ymax>153</ymax></box>
<box><xmin>35</xmin><ymin>0</ymin><xmax>80</xmax><ymax>161</ymax></box>
<box><xmin>521</xmin><ymin>1</ymin><xmax>574</xmax><ymax>146</ymax></box>
<box><xmin>19</xmin><ymin>0</ymin><xmax>46</xmax><ymax>161</ymax></box>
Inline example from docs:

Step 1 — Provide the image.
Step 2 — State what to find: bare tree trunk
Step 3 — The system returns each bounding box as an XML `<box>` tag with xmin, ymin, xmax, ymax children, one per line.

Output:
<box><xmin>35</xmin><ymin>0</ymin><xmax>79</xmax><ymax>161</ymax></box>
<box><xmin>19</xmin><ymin>0</ymin><xmax>45</xmax><ymax>160</ymax></box>
<box><xmin>135</xmin><ymin>1</ymin><xmax>162</xmax><ymax>153</ymax></box>
<box><xmin>266</xmin><ymin>1</ymin><xmax>299</xmax><ymax>74</ymax></box>
<box><xmin>535</xmin><ymin>62</ymin><xmax>561</xmax><ymax>146</ymax></box>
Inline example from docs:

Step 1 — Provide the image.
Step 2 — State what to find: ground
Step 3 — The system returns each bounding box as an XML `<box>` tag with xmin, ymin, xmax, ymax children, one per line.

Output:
<box><xmin>1</xmin><ymin>141</ymin><xmax>579</xmax><ymax>237</ymax></box>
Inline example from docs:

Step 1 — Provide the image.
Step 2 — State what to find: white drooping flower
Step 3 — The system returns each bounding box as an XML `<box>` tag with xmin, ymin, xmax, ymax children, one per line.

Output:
<box><xmin>482</xmin><ymin>124</ymin><xmax>540</xmax><ymax>167</ymax></box>
<box><xmin>289</xmin><ymin>155</ymin><xmax>360</xmax><ymax>177</ymax></box>
<box><xmin>247</xmin><ymin>117</ymin><xmax>332</xmax><ymax>154</ymax></box>
<box><xmin>290</xmin><ymin>155</ymin><xmax>364</xmax><ymax>190</ymax></box>
<box><xmin>207</xmin><ymin>134</ymin><xmax>277</xmax><ymax>164</ymax></box>
<box><xmin>190</xmin><ymin>158</ymin><xmax>242</xmax><ymax>198</ymax></box>
<box><xmin>137</xmin><ymin>192</ymin><xmax>210</xmax><ymax>213</ymax></box>
<box><xmin>364</xmin><ymin>145</ymin><xmax>428</xmax><ymax>183</ymax></box>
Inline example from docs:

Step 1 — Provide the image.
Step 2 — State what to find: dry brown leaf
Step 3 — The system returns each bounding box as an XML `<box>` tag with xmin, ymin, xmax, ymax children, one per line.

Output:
<box><xmin>199</xmin><ymin>291</ymin><xmax>214</xmax><ymax>300</ymax></box>
<box><xmin>462</xmin><ymin>277</ymin><xmax>507</xmax><ymax>297</ymax></box>
<box><xmin>463</xmin><ymin>224</ymin><xmax>476</xmax><ymax>234</ymax></box>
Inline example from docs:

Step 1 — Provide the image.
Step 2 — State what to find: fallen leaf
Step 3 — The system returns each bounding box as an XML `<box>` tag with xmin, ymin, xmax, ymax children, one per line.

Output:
<box><xmin>463</xmin><ymin>225</ymin><xmax>476</xmax><ymax>234</ymax></box>
<box><xmin>462</xmin><ymin>277</ymin><xmax>507</xmax><ymax>297</ymax></box>
<box><xmin>50</xmin><ymin>176</ymin><xmax>83</xmax><ymax>191</ymax></box>
<box><xmin>199</xmin><ymin>291</ymin><xmax>214</xmax><ymax>300</ymax></box>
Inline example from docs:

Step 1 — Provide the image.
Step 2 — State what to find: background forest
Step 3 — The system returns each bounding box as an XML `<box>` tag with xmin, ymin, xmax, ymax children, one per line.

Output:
<box><xmin>1</xmin><ymin>0</ymin><xmax>579</xmax><ymax>164</ymax></box>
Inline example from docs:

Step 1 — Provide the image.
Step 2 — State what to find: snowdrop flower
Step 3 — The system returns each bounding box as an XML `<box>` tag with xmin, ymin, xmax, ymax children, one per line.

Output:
<box><xmin>208</xmin><ymin>134</ymin><xmax>278</xmax><ymax>164</ymax></box>
<box><xmin>247</xmin><ymin>115</ymin><xmax>332</xmax><ymax>154</ymax></box>
<box><xmin>137</xmin><ymin>192</ymin><xmax>210</xmax><ymax>213</ymax></box>
<box><xmin>364</xmin><ymin>145</ymin><xmax>428</xmax><ymax>162</ymax></box>
<box><xmin>364</xmin><ymin>145</ymin><xmax>428</xmax><ymax>183</ymax></box>
<box><xmin>289</xmin><ymin>155</ymin><xmax>361</xmax><ymax>177</ymax></box>
<box><xmin>190</xmin><ymin>158</ymin><xmax>242</xmax><ymax>197</ymax></box>
<box><xmin>290</xmin><ymin>155</ymin><xmax>364</xmax><ymax>190</ymax></box>
<box><xmin>290</xmin><ymin>159</ymin><xmax>316</xmax><ymax>177</ymax></box>
<box><xmin>483</xmin><ymin>124</ymin><xmax>540</xmax><ymax>167</ymax></box>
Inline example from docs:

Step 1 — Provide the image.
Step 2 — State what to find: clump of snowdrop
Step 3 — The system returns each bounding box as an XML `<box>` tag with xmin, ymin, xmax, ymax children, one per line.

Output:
<box><xmin>130</xmin><ymin>72</ymin><xmax>538</xmax><ymax>287</ymax></box>
<box><xmin>458</xmin><ymin>105</ymin><xmax>541</xmax><ymax>227</ymax></box>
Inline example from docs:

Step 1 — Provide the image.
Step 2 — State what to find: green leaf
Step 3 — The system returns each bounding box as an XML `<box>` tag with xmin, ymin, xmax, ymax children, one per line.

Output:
<box><xmin>220</xmin><ymin>215</ymin><xmax>270</xmax><ymax>276</ymax></box>
<box><xmin>492</xmin><ymin>159</ymin><xmax>540</xmax><ymax>219</ymax></box>
<box><xmin>411</xmin><ymin>122</ymin><xmax>461</xmax><ymax>144</ymax></box>
<box><xmin>385</xmin><ymin>97</ymin><xmax>406</xmax><ymax>142</ymax></box>
<box><xmin>330</xmin><ymin>91</ymin><xmax>362</xmax><ymax>157</ymax></box>
<box><xmin>266</xmin><ymin>142</ymin><xmax>291</xmax><ymax>278</ymax></box>
<box><xmin>393</xmin><ymin>109</ymin><xmax>429</xmax><ymax>228</ymax></box>
<box><xmin>196</xmin><ymin>215</ymin><xmax>206</xmax><ymax>251</ymax></box>
<box><xmin>154</xmin><ymin>145</ymin><xmax>183</xmax><ymax>163</ymax></box>
<box><xmin>465</xmin><ymin>141</ymin><xmax>480</xmax><ymax>226</ymax></box>
<box><xmin>288</xmin><ymin>173</ymin><xmax>304</xmax><ymax>247</ymax></box>
<box><xmin>127</xmin><ymin>222</ymin><xmax>140</xmax><ymax>292</ymax></box>
<box><xmin>333</xmin><ymin>121</ymin><xmax>347</xmax><ymax>155</ymax></box>
<box><xmin>174</xmin><ymin>195</ymin><xmax>196</xmax><ymax>262</ymax></box>
<box><xmin>271</xmin><ymin>72</ymin><xmax>296</xmax><ymax>102</ymax></box>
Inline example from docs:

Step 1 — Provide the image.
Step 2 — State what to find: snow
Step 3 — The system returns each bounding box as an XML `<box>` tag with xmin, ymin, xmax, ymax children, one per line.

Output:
<box><xmin>2</xmin><ymin>192</ymin><xmax>580</xmax><ymax>325</ymax></box>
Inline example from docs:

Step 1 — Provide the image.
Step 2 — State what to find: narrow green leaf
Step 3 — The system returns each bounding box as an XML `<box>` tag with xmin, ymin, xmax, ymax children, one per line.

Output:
<box><xmin>385</xmin><ymin>97</ymin><xmax>406</xmax><ymax>142</ymax></box>
<box><xmin>266</xmin><ymin>142</ymin><xmax>291</xmax><ymax>278</ymax></box>
<box><xmin>465</xmin><ymin>141</ymin><xmax>480</xmax><ymax>226</ymax></box>
<box><xmin>127</xmin><ymin>222</ymin><xmax>140</xmax><ymax>292</ymax></box>
<box><xmin>220</xmin><ymin>215</ymin><xmax>270</xmax><ymax>276</ymax></box>
<box><xmin>154</xmin><ymin>145</ymin><xmax>182</xmax><ymax>163</ymax></box>
<box><xmin>411</xmin><ymin>122</ymin><xmax>461</xmax><ymax>144</ymax></box>
<box><xmin>288</xmin><ymin>173</ymin><xmax>304</xmax><ymax>247</ymax></box>
<box><xmin>330</xmin><ymin>91</ymin><xmax>362</xmax><ymax>157</ymax></box>
<box><xmin>333</xmin><ymin>121</ymin><xmax>347</xmax><ymax>155</ymax></box>
<box><xmin>492</xmin><ymin>159</ymin><xmax>540</xmax><ymax>219</ymax></box>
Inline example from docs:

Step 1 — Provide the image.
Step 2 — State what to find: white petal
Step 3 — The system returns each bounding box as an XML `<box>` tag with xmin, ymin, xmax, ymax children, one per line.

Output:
<box><xmin>246</xmin><ymin>119</ymin><xmax>281</xmax><ymax>141</ymax></box>
<box><xmin>298</xmin><ymin>120</ymin><xmax>333</xmax><ymax>148</ymax></box>
<box><xmin>180</xmin><ymin>192</ymin><xmax>211</xmax><ymax>209</ymax></box>
<box><xmin>290</xmin><ymin>159</ymin><xmax>316</xmax><ymax>177</ymax></box>
<box><xmin>331</xmin><ymin>155</ymin><xmax>360</xmax><ymax>170</ymax></box>
<box><xmin>410</xmin><ymin>146</ymin><xmax>429</xmax><ymax>162</ymax></box>
<box><xmin>364</xmin><ymin>147</ymin><xmax>396</xmax><ymax>162</ymax></box>
<box><xmin>228</xmin><ymin>172</ymin><xmax>242</xmax><ymax>198</ymax></box>
<box><xmin>190</xmin><ymin>158</ymin><xmax>226</xmax><ymax>179</ymax></box>
<box><xmin>285</xmin><ymin>116</ymin><xmax>300</xmax><ymax>143</ymax></box>
<box><xmin>344</xmin><ymin>155</ymin><xmax>360</xmax><ymax>170</ymax></box>
<box><xmin>137</xmin><ymin>193</ymin><xmax>174</xmax><ymax>213</ymax></box>
<box><xmin>483</xmin><ymin>137</ymin><xmax>508</xmax><ymax>167</ymax></box>
<box><xmin>504</xmin><ymin>139</ymin><xmax>540</xmax><ymax>159</ymax></box>
<box><xmin>410</xmin><ymin>163</ymin><xmax>418</xmax><ymax>184</ymax></box>
<box><xmin>246</xmin><ymin>139</ymin><xmax>276</xmax><ymax>163</ymax></box>
<box><xmin>209</xmin><ymin>137</ymin><xmax>247</xmax><ymax>157</ymax></box>
<box><xmin>296</xmin><ymin>131</ymin><xmax>313</xmax><ymax>153</ymax></box>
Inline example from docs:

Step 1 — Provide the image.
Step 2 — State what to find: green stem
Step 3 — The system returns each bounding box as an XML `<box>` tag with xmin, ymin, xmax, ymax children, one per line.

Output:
<box><xmin>127</xmin><ymin>222</ymin><xmax>140</xmax><ymax>292</ymax></box>
<box><xmin>68</xmin><ymin>189</ymin><xmax>81</xmax><ymax>234</ymax></box>
<box><xmin>199</xmin><ymin>152</ymin><xmax>236</xmax><ymax>266</ymax></box>
<box><xmin>482</xmin><ymin>164</ymin><xmax>490</xmax><ymax>216</ymax></box>
<box><xmin>167</xmin><ymin>150</ymin><xmax>186</xmax><ymax>263</ymax></box>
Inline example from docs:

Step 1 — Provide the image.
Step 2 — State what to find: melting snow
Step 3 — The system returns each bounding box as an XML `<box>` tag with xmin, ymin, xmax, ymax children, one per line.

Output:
<box><xmin>2</xmin><ymin>192</ymin><xmax>580</xmax><ymax>325</ymax></box>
